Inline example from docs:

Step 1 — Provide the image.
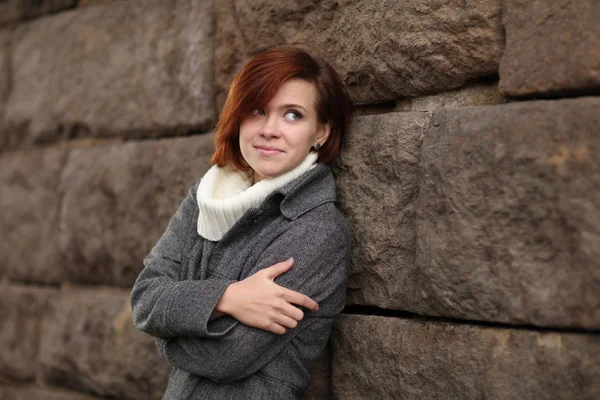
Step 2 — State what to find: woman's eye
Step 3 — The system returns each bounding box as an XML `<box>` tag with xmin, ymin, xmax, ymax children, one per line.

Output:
<box><xmin>284</xmin><ymin>110</ymin><xmax>302</xmax><ymax>121</ymax></box>
<box><xmin>252</xmin><ymin>108</ymin><xmax>266</xmax><ymax>116</ymax></box>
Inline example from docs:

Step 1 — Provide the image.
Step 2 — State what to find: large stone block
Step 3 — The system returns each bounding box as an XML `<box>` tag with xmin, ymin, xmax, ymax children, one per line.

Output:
<box><xmin>0</xmin><ymin>146</ymin><xmax>69</xmax><ymax>284</ymax></box>
<box><xmin>1</xmin><ymin>0</ymin><xmax>215</xmax><ymax>151</ymax></box>
<box><xmin>215</xmin><ymin>0</ymin><xmax>504</xmax><ymax>107</ymax></box>
<box><xmin>0</xmin><ymin>0</ymin><xmax>77</xmax><ymax>27</ymax></box>
<box><xmin>416</xmin><ymin>97</ymin><xmax>600</xmax><ymax>329</ymax></box>
<box><xmin>333</xmin><ymin>112</ymin><xmax>430</xmax><ymax>308</ymax></box>
<box><xmin>0</xmin><ymin>384</ymin><xmax>101</xmax><ymax>400</ymax></box>
<box><xmin>394</xmin><ymin>82</ymin><xmax>506</xmax><ymax>112</ymax></box>
<box><xmin>332</xmin><ymin>314</ymin><xmax>600</xmax><ymax>399</ymax></box>
<box><xmin>0</xmin><ymin>134</ymin><xmax>214</xmax><ymax>287</ymax></box>
<box><xmin>58</xmin><ymin>134</ymin><xmax>214</xmax><ymax>287</ymax></box>
<box><xmin>39</xmin><ymin>287</ymin><xmax>170</xmax><ymax>400</ymax></box>
<box><xmin>0</xmin><ymin>282</ymin><xmax>57</xmax><ymax>381</ymax></box>
<box><xmin>499</xmin><ymin>0</ymin><xmax>600</xmax><ymax>97</ymax></box>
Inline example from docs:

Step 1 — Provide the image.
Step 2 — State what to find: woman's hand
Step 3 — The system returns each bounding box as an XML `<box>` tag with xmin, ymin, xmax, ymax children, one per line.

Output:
<box><xmin>214</xmin><ymin>258</ymin><xmax>319</xmax><ymax>335</ymax></box>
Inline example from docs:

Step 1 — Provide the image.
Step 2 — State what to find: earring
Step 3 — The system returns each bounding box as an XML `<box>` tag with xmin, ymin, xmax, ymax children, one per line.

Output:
<box><xmin>313</xmin><ymin>143</ymin><xmax>321</xmax><ymax>150</ymax></box>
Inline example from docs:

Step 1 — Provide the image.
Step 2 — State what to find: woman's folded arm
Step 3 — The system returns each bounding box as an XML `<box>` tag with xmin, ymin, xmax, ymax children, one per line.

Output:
<box><xmin>130</xmin><ymin>181</ymin><xmax>238</xmax><ymax>339</ymax></box>
<box><xmin>154</xmin><ymin>213</ymin><xmax>350</xmax><ymax>382</ymax></box>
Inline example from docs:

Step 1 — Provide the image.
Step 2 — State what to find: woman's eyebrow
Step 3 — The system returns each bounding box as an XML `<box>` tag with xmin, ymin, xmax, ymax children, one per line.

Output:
<box><xmin>279</xmin><ymin>103</ymin><xmax>308</xmax><ymax>112</ymax></box>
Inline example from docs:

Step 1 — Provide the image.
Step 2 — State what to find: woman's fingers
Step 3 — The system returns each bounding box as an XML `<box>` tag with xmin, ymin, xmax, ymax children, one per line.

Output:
<box><xmin>264</xmin><ymin>257</ymin><xmax>295</xmax><ymax>279</ymax></box>
<box><xmin>258</xmin><ymin>320</ymin><xmax>287</xmax><ymax>335</ymax></box>
<box><xmin>273</xmin><ymin>313</ymin><xmax>299</xmax><ymax>330</ymax></box>
<box><xmin>280</xmin><ymin>302</ymin><xmax>304</xmax><ymax>322</ymax></box>
<box><xmin>282</xmin><ymin>287</ymin><xmax>319</xmax><ymax>311</ymax></box>
<box><xmin>262</xmin><ymin>258</ymin><xmax>319</xmax><ymax>311</ymax></box>
<box><xmin>227</xmin><ymin>258</ymin><xmax>319</xmax><ymax>334</ymax></box>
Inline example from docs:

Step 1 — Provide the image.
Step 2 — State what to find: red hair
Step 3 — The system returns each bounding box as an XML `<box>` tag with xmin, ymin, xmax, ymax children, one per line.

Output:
<box><xmin>212</xmin><ymin>47</ymin><xmax>352</xmax><ymax>170</ymax></box>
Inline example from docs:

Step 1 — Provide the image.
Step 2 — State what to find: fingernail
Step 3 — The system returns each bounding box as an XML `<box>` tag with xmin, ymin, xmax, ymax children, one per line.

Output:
<box><xmin>287</xmin><ymin>257</ymin><xmax>294</xmax><ymax>262</ymax></box>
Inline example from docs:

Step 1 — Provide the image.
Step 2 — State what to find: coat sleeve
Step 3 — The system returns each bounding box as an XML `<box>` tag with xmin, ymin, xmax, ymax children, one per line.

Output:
<box><xmin>154</xmin><ymin>212</ymin><xmax>350</xmax><ymax>383</ymax></box>
<box><xmin>130</xmin><ymin>181</ymin><xmax>237</xmax><ymax>339</ymax></box>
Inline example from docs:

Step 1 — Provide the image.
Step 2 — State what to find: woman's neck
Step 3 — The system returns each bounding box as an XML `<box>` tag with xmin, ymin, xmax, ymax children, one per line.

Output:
<box><xmin>252</xmin><ymin>172</ymin><xmax>264</xmax><ymax>185</ymax></box>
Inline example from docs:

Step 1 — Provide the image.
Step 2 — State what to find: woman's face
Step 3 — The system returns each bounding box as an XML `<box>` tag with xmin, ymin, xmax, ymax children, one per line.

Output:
<box><xmin>239</xmin><ymin>79</ymin><xmax>330</xmax><ymax>184</ymax></box>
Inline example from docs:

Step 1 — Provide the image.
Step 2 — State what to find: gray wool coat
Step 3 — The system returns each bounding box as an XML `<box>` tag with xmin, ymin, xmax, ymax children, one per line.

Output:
<box><xmin>130</xmin><ymin>163</ymin><xmax>351</xmax><ymax>400</ymax></box>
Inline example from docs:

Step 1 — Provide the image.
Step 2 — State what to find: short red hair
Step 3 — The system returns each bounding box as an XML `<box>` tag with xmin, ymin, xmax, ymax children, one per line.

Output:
<box><xmin>212</xmin><ymin>47</ymin><xmax>352</xmax><ymax>170</ymax></box>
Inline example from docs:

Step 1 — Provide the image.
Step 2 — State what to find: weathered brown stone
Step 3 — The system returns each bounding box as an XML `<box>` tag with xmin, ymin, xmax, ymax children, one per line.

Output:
<box><xmin>215</xmin><ymin>0</ymin><xmax>504</xmax><ymax>107</ymax></box>
<box><xmin>0</xmin><ymin>0</ymin><xmax>77</xmax><ymax>27</ymax></box>
<box><xmin>416</xmin><ymin>97</ymin><xmax>600</xmax><ymax>329</ymax></box>
<box><xmin>499</xmin><ymin>0</ymin><xmax>600</xmax><ymax>97</ymax></box>
<box><xmin>0</xmin><ymin>134</ymin><xmax>213</xmax><ymax>287</ymax></box>
<box><xmin>332</xmin><ymin>314</ymin><xmax>600</xmax><ymax>400</ymax></box>
<box><xmin>39</xmin><ymin>287</ymin><xmax>170</xmax><ymax>400</ymax></box>
<box><xmin>78</xmin><ymin>0</ymin><xmax>125</xmax><ymax>6</ymax></box>
<box><xmin>2</xmin><ymin>0</ymin><xmax>215</xmax><ymax>151</ymax></box>
<box><xmin>0</xmin><ymin>384</ymin><xmax>101</xmax><ymax>400</ymax></box>
<box><xmin>0</xmin><ymin>282</ymin><xmax>57</xmax><ymax>381</ymax></box>
<box><xmin>333</xmin><ymin>112</ymin><xmax>431</xmax><ymax>308</ymax></box>
<box><xmin>0</xmin><ymin>146</ymin><xmax>69</xmax><ymax>284</ymax></box>
<box><xmin>352</xmin><ymin>103</ymin><xmax>397</xmax><ymax>118</ymax></box>
<box><xmin>304</xmin><ymin>343</ymin><xmax>332</xmax><ymax>400</ymax></box>
<box><xmin>0</xmin><ymin>30</ymin><xmax>9</xmax><ymax>120</ymax></box>
<box><xmin>395</xmin><ymin>82</ymin><xmax>507</xmax><ymax>112</ymax></box>
<box><xmin>58</xmin><ymin>134</ymin><xmax>214</xmax><ymax>287</ymax></box>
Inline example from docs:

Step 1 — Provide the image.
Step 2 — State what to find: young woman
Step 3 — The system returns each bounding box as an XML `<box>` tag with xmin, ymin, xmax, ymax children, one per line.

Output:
<box><xmin>130</xmin><ymin>46</ymin><xmax>353</xmax><ymax>399</ymax></box>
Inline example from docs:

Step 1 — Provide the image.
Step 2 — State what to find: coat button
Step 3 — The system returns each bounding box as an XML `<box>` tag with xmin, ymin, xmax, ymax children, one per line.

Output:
<box><xmin>251</xmin><ymin>212</ymin><xmax>263</xmax><ymax>223</ymax></box>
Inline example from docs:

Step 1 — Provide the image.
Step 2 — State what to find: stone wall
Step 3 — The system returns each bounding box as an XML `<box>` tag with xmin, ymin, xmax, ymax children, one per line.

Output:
<box><xmin>0</xmin><ymin>0</ymin><xmax>598</xmax><ymax>399</ymax></box>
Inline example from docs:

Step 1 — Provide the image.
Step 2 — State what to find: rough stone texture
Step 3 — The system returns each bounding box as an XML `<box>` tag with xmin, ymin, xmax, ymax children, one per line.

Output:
<box><xmin>1</xmin><ymin>0</ymin><xmax>215</xmax><ymax>152</ymax></box>
<box><xmin>304</xmin><ymin>343</ymin><xmax>332</xmax><ymax>400</ymax></box>
<box><xmin>0</xmin><ymin>0</ymin><xmax>77</xmax><ymax>27</ymax></box>
<box><xmin>499</xmin><ymin>0</ymin><xmax>600</xmax><ymax>97</ymax></box>
<box><xmin>333</xmin><ymin>112</ymin><xmax>431</xmax><ymax>308</ymax></box>
<box><xmin>395</xmin><ymin>82</ymin><xmax>506</xmax><ymax>112</ymax></box>
<box><xmin>416</xmin><ymin>97</ymin><xmax>600</xmax><ymax>329</ymax></box>
<box><xmin>332</xmin><ymin>314</ymin><xmax>600</xmax><ymax>400</ymax></box>
<box><xmin>0</xmin><ymin>282</ymin><xmax>57</xmax><ymax>381</ymax></box>
<box><xmin>351</xmin><ymin>102</ymin><xmax>397</xmax><ymax>117</ymax></box>
<box><xmin>0</xmin><ymin>384</ymin><xmax>101</xmax><ymax>400</ymax></box>
<box><xmin>215</xmin><ymin>0</ymin><xmax>504</xmax><ymax>108</ymax></box>
<box><xmin>0</xmin><ymin>146</ymin><xmax>69</xmax><ymax>284</ymax></box>
<box><xmin>0</xmin><ymin>134</ymin><xmax>214</xmax><ymax>287</ymax></box>
<box><xmin>78</xmin><ymin>0</ymin><xmax>126</xmax><ymax>6</ymax></box>
<box><xmin>0</xmin><ymin>30</ymin><xmax>9</xmax><ymax>121</ymax></box>
<box><xmin>39</xmin><ymin>287</ymin><xmax>170</xmax><ymax>400</ymax></box>
<box><xmin>58</xmin><ymin>133</ymin><xmax>214</xmax><ymax>287</ymax></box>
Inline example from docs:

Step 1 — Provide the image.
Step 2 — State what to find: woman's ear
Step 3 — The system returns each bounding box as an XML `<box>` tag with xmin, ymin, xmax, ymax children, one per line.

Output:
<box><xmin>316</xmin><ymin>122</ymin><xmax>331</xmax><ymax>146</ymax></box>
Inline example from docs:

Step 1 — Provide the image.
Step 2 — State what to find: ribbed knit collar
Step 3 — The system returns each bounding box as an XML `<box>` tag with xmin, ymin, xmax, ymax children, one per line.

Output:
<box><xmin>196</xmin><ymin>152</ymin><xmax>318</xmax><ymax>241</ymax></box>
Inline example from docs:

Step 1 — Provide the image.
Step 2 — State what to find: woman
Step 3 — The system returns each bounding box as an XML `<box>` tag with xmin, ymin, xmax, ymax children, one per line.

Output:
<box><xmin>130</xmin><ymin>46</ymin><xmax>353</xmax><ymax>399</ymax></box>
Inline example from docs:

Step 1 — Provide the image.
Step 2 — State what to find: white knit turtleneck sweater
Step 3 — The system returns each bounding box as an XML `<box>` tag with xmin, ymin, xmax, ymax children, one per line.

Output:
<box><xmin>196</xmin><ymin>152</ymin><xmax>318</xmax><ymax>241</ymax></box>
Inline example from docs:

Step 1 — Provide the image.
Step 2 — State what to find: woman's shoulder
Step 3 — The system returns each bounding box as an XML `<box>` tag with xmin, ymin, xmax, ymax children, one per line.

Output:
<box><xmin>289</xmin><ymin>201</ymin><xmax>351</xmax><ymax>246</ymax></box>
<box><xmin>304</xmin><ymin>201</ymin><xmax>348</xmax><ymax>226</ymax></box>
<box><xmin>276</xmin><ymin>164</ymin><xmax>350</xmax><ymax>238</ymax></box>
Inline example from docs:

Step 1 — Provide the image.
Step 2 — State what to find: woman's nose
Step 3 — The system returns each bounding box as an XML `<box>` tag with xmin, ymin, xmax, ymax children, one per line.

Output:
<box><xmin>259</xmin><ymin>116</ymin><xmax>281</xmax><ymax>138</ymax></box>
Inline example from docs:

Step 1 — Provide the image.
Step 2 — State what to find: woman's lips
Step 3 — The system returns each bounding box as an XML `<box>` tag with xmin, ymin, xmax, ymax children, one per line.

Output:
<box><xmin>255</xmin><ymin>146</ymin><xmax>283</xmax><ymax>156</ymax></box>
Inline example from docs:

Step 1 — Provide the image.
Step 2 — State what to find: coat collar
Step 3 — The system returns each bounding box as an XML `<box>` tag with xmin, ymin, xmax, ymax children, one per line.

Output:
<box><xmin>259</xmin><ymin>164</ymin><xmax>338</xmax><ymax>220</ymax></box>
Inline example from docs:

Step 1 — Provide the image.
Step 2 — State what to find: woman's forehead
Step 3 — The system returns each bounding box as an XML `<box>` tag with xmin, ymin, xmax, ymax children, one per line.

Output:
<box><xmin>266</xmin><ymin>79</ymin><xmax>316</xmax><ymax>110</ymax></box>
